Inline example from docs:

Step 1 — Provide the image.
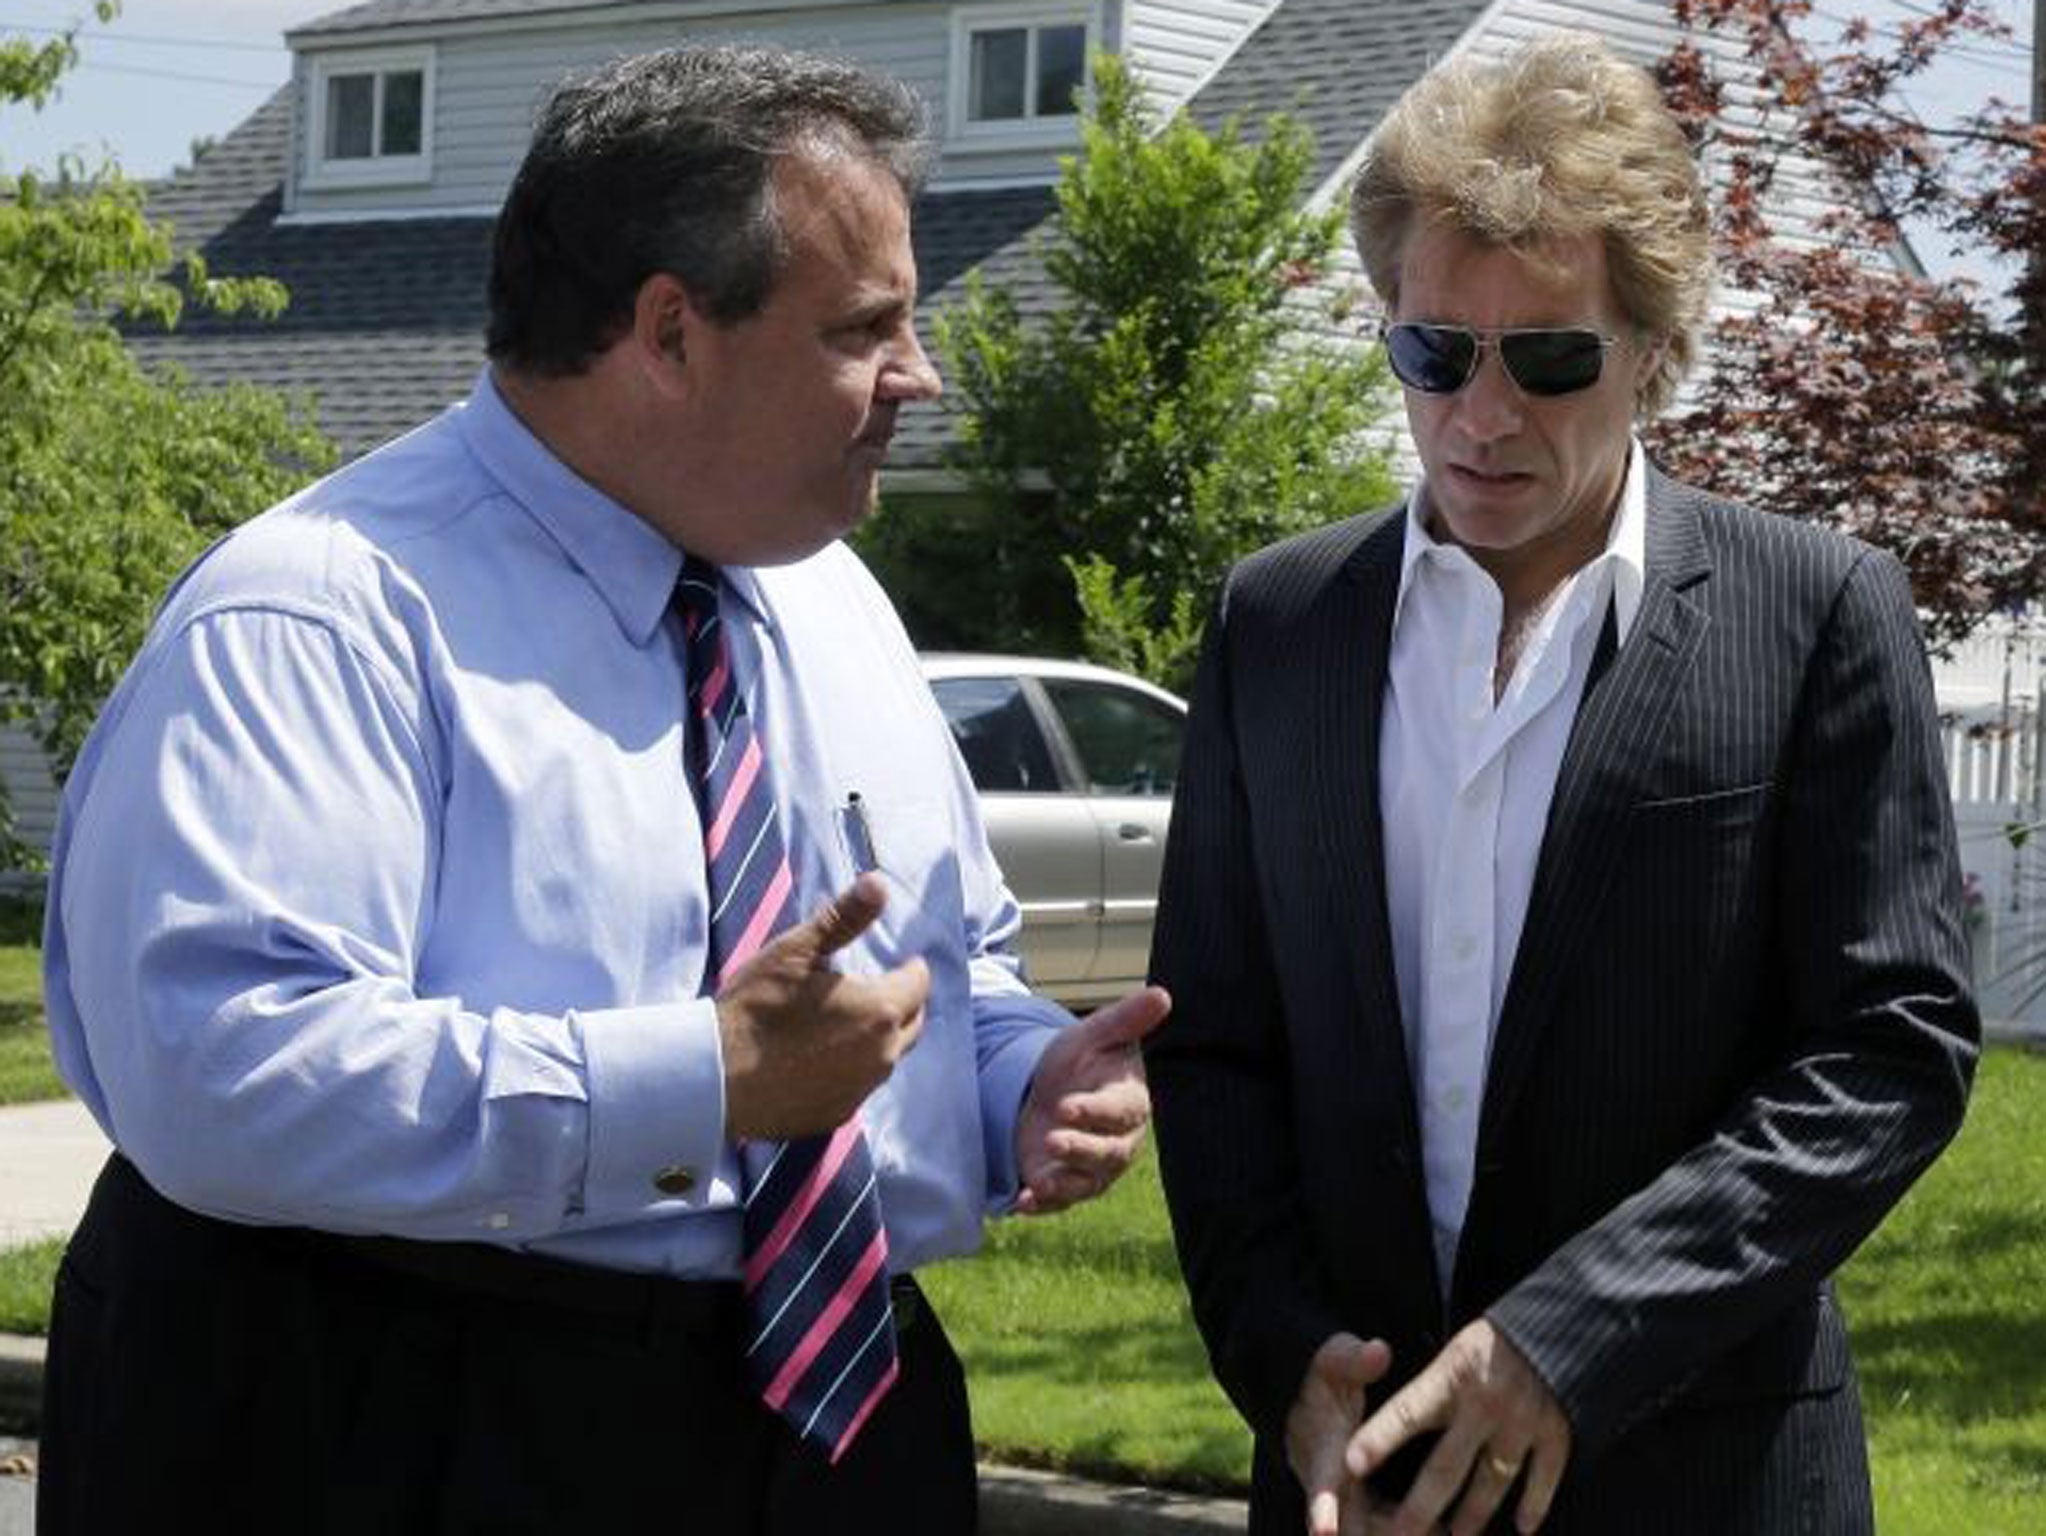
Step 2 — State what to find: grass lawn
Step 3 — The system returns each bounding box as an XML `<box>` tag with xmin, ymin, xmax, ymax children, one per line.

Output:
<box><xmin>925</xmin><ymin>1046</ymin><xmax>2046</xmax><ymax>1530</ymax></box>
<box><xmin>0</xmin><ymin>943</ymin><xmax>63</xmax><ymax>1107</ymax></box>
<box><xmin>924</xmin><ymin>1150</ymin><xmax>1251</xmax><ymax>1491</ymax></box>
<box><xmin>1839</xmin><ymin>1046</ymin><xmax>2046</xmax><ymax>1533</ymax></box>
<box><xmin>0</xmin><ymin>1237</ymin><xmax>64</xmax><ymax>1335</ymax></box>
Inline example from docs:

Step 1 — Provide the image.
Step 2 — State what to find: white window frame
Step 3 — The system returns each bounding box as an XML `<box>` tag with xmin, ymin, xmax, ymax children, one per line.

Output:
<box><xmin>302</xmin><ymin>45</ymin><xmax>436</xmax><ymax>191</ymax></box>
<box><xmin>947</xmin><ymin>3</ymin><xmax>1095</xmax><ymax>149</ymax></box>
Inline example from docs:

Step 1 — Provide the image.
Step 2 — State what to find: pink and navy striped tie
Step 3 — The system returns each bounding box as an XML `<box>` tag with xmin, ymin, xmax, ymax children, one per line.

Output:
<box><xmin>677</xmin><ymin>557</ymin><xmax>899</xmax><ymax>1464</ymax></box>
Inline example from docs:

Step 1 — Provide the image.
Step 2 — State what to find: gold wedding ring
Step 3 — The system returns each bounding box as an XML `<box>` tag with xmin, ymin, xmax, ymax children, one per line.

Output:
<box><xmin>1486</xmin><ymin>1452</ymin><xmax>1523</xmax><ymax>1480</ymax></box>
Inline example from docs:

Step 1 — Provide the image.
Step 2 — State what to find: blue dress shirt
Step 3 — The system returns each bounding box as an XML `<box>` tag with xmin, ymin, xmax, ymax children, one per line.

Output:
<box><xmin>43</xmin><ymin>370</ymin><xmax>1068</xmax><ymax>1278</ymax></box>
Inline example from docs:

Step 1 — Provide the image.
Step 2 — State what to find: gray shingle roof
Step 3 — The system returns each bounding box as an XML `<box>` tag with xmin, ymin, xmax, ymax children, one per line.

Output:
<box><xmin>1189</xmin><ymin>0</ymin><xmax>1492</xmax><ymax>191</ymax></box>
<box><xmin>135</xmin><ymin>91</ymin><xmax>1050</xmax><ymax>463</ymax></box>
<box><xmin>134</xmin><ymin>87</ymin><xmax>495</xmax><ymax>459</ymax></box>
<box><xmin>139</xmin><ymin>0</ymin><xmax>1475</xmax><ymax>466</ymax></box>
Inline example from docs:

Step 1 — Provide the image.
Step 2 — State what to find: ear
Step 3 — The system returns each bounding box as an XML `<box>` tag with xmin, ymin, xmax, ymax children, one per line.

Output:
<box><xmin>629</xmin><ymin>271</ymin><xmax>704</xmax><ymax>395</ymax></box>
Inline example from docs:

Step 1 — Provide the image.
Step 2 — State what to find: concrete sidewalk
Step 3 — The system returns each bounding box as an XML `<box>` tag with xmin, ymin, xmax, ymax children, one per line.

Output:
<box><xmin>0</xmin><ymin>1097</ymin><xmax>1248</xmax><ymax>1533</ymax></box>
<box><xmin>0</xmin><ymin>1101</ymin><xmax>106</xmax><ymax>1252</ymax></box>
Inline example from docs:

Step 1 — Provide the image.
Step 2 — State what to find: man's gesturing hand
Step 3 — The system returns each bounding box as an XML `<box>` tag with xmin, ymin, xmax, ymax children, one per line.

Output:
<box><xmin>717</xmin><ymin>872</ymin><xmax>929</xmax><ymax>1140</ymax></box>
<box><xmin>1013</xmin><ymin>985</ymin><xmax>1169</xmax><ymax>1215</ymax></box>
<box><xmin>1289</xmin><ymin>1333</ymin><xmax>1393</xmax><ymax>1536</ymax></box>
<box><xmin>1344</xmin><ymin>1320</ymin><xmax>1570</xmax><ymax>1536</ymax></box>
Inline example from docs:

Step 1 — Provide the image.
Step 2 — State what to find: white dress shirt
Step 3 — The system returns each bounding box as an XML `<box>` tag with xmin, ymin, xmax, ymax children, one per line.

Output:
<box><xmin>1380</xmin><ymin>441</ymin><xmax>1648</xmax><ymax>1293</ymax></box>
<box><xmin>44</xmin><ymin>368</ymin><xmax>1066</xmax><ymax>1277</ymax></box>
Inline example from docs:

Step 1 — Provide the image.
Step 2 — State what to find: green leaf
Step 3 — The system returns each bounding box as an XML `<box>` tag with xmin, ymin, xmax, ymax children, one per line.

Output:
<box><xmin>912</xmin><ymin>50</ymin><xmax>1398</xmax><ymax>658</ymax></box>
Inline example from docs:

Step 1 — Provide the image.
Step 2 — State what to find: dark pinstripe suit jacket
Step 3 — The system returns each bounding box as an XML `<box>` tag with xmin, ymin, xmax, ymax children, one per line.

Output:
<box><xmin>1146</xmin><ymin>469</ymin><xmax>1980</xmax><ymax>1533</ymax></box>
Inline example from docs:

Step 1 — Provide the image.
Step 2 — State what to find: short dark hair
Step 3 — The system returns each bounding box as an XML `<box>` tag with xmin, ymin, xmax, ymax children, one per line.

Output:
<box><xmin>486</xmin><ymin>45</ymin><xmax>930</xmax><ymax>376</ymax></box>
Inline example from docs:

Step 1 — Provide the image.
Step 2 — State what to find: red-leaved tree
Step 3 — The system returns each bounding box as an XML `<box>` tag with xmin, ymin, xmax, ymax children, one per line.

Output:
<box><xmin>1647</xmin><ymin>0</ymin><xmax>2044</xmax><ymax>643</ymax></box>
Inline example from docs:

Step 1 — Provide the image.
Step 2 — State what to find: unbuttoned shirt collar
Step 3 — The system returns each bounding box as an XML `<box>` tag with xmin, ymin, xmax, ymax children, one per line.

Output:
<box><xmin>455</xmin><ymin>366</ymin><xmax>771</xmax><ymax>643</ymax></box>
<box><xmin>1395</xmin><ymin>436</ymin><xmax>1649</xmax><ymax>647</ymax></box>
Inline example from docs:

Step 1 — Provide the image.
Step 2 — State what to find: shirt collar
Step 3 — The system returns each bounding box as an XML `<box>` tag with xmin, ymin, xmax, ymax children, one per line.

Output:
<box><xmin>1395</xmin><ymin>436</ymin><xmax>1648</xmax><ymax>646</ymax></box>
<box><xmin>453</xmin><ymin>366</ymin><xmax>685</xmax><ymax>647</ymax></box>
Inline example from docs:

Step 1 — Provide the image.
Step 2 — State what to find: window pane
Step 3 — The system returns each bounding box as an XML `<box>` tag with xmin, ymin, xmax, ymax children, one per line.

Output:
<box><xmin>969</xmin><ymin>29</ymin><xmax>1027</xmax><ymax>121</ymax></box>
<box><xmin>1035</xmin><ymin>25</ymin><xmax>1086</xmax><ymax>117</ymax></box>
<box><xmin>1043</xmin><ymin>681</ymin><xmax>1183</xmax><ymax>796</ymax></box>
<box><xmin>380</xmin><ymin>69</ymin><xmax>424</xmax><ymax>156</ymax></box>
<box><xmin>325</xmin><ymin>74</ymin><xmax>375</xmax><ymax>159</ymax></box>
<box><xmin>931</xmin><ymin>678</ymin><xmax>1060</xmax><ymax>793</ymax></box>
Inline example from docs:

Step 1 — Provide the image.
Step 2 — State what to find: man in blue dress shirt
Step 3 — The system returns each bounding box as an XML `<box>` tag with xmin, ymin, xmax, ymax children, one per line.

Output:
<box><xmin>37</xmin><ymin>44</ymin><xmax>1168</xmax><ymax>1534</ymax></box>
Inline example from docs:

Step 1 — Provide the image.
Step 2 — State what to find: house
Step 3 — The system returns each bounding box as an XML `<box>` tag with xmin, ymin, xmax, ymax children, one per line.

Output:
<box><xmin>1</xmin><ymin>0</ymin><xmax>1951</xmax><ymax>889</ymax></box>
<box><xmin>124</xmin><ymin>0</ymin><xmax>1868</xmax><ymax>472</ymax></box>
<box><xmin>122</xmin><ymin>0</ymin><xmax>1502</xmax><ymax>470</ymax></box>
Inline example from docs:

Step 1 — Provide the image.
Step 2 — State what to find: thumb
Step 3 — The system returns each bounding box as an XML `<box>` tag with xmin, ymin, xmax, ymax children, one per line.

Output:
<box><xmin>786</xmin><ymin>873</ymin><xmax>888</xmax><ymax>966</ymax></box>
<box><xmin>1081</xmin><ymin>984</ymin><xmax>1171</xmax><ymax>1050</ymax></box>
<box><xmin>1319</xmin><ymin>1332</ymin><xmax>1394</xmax><ymax>1392</ymax></box>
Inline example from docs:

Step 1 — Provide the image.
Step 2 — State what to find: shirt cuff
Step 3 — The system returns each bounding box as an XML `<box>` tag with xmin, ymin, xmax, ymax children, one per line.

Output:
<box><xmin>978</xmin><ymin>1010</ymin><xmax>1064</xmax><ymax>1213</ymax></box>
<box><xmin>577</xmin><ymin>997</ymin><xmax>726</xmax><ymax>1219</ymax></box>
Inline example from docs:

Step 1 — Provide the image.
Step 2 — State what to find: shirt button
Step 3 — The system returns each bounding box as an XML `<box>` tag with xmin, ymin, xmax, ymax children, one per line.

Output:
<box><xmin>1444</xmin><ymin>1086</ymin><xmax>1469</xmax><ymax>1112</ymax></box>
<box><xmin>652</xmin><ymin>1164</ymin><xmax>697</xmax><ymax>1197</ymax></box>
<box><xmin>1452</xmin><ymin>934</ymin><xmax>1477</xmax><ymax>962</ymax></box>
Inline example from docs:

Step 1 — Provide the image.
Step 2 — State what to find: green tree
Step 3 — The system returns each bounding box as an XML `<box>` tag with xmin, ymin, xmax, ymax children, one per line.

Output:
<box><xmin>1</xmin><ymin>5</ymin><xmax>333</xmax><ymax>867</ymax></box>
<box><xmin>870</xmin><ymin>55</ymin><xmax>1395</xmax><ymax>690</ymax></box>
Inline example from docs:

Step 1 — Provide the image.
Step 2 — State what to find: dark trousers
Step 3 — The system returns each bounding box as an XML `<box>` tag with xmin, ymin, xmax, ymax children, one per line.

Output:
<box><xmin>39</xmin><ymin>1155</ymin><xmax>979</xmax><ymax>1534</ymax></box>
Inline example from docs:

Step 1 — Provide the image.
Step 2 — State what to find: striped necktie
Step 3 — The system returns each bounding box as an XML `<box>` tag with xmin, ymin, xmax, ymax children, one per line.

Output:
<box><xmin>676</xmin><ymin>557</ymin><xmax>899</xmax><ymax>1464</ymax></box>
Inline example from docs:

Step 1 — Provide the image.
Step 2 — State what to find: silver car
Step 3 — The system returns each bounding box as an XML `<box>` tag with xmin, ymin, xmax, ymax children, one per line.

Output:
<box><xmin>920</xmin><ymin>655</ymin><xmax>1187</xmax><ymax>1007</ymax></box>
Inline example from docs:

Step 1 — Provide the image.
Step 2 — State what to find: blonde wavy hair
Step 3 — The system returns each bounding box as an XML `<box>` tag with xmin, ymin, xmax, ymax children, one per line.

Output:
<box><xmin>1349</xmin><ymin>33</ymin><xmax>1712</xmax><ymax>416</ymax></box>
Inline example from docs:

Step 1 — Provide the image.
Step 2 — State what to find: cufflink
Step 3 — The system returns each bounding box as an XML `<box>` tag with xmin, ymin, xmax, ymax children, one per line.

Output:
<box><xmin>652</xmin><ymin>1164</ymin><xmax>697</xmax><ymax>1196</ymax></box>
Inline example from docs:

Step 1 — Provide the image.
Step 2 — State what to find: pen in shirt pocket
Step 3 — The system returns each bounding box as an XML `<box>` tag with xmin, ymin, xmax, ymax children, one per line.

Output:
<box><xmin>842</xmin><ymin>790</ymin><xmax>879</xmax><ymax>876</ymax></box>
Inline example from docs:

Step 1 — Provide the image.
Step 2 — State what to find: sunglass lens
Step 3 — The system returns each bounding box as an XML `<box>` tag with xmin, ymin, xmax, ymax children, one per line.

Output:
<box><xmin>1385</xmin><ymin>324</ymin><xmax>1475</xmax><ymax>394</ymax></box>
<box><xmin>1499</xmin><ymin>329</ymin><xmax>1606</xmax><ymax>396</ymax></box>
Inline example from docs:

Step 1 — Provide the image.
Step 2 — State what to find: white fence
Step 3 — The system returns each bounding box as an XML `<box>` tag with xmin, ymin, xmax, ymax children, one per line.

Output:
<box><xmin>1939</xmin><ymin>617</ymin><xmax>2046</xmax><ymax>1024</ymax></box>
<box><xmin>1957</xmin><ymin>799</ymin><xmax>2044</xmax><ymax>1028</ymax></box>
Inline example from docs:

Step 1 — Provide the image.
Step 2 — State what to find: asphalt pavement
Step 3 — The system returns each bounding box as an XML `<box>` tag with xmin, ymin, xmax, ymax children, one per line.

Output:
<box><xmin>0</xmin><ymin>1438</ymin><xmax>31</xmax><ymax>1536</ymax></box>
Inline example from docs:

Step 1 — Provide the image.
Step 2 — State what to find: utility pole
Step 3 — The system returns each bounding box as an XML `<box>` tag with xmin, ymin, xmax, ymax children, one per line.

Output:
<box><xmin>2035</xmin><ymin>0</ymin><xmax>2044</xmax><ymax>123</ymax></box>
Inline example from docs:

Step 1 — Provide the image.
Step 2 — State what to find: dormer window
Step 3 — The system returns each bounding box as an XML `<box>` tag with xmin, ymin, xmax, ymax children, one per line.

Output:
<box><xmin>951</xmin><ymin>5</ymin><xmax>1091</xmax><ymax>143</ymax></box>
<box><xmin>304</xmin><ymin>47</ymin><xmax>434</xmax><ymax>189</ymax></box>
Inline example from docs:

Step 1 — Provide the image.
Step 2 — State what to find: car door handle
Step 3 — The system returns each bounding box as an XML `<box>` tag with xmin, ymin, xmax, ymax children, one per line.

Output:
<box><xmin>1116</xmin><ymin>823</ymin><xmax>1154</xmax><ymax>842</ymax></box>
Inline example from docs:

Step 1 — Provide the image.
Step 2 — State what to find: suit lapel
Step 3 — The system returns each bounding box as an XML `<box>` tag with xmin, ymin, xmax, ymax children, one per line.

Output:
<box><xmin>1475</xmin><ymin>472</ymin><xmax>1714</xmax><ymax>1164</ymax></box>
<box><xmin>1310</xmin><ymin>511</ymin><xmax>1422</xmax><ymax>1157</ymax></box>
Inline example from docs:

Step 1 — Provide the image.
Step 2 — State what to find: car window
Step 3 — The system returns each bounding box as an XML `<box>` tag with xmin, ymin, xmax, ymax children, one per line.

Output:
<box><xmin>929</xmin><ymin>677</ymin><xmax>1062</xmax><ymax>793</ymax></box>
<box><xmin>1041</xmin><ymin>680</ymin><xmax>1183</xmax><ymax>797</ymax></box>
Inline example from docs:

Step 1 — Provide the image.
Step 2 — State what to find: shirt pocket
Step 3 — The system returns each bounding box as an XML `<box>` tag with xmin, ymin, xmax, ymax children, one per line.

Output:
<box><xmin>836</xmin><ymin>792</ymin><xmax>968</xmax><ymax>990</ymax></box>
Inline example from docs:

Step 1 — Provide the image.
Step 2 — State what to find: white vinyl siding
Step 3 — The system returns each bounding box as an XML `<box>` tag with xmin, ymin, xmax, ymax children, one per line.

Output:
<box><xmin>1125</xmin><ymin>0</ymin><xmax>1279</xmax><ymax>117</ymax></box>
<box><xmin>0</xmin><ymin>715</ymin><xmax>59</xmax><ymax>875</ymax></box>
<box><xmin>290</xmin><ymin>5</ymin><xmax>955</xmax><ymax>217</ymax></box>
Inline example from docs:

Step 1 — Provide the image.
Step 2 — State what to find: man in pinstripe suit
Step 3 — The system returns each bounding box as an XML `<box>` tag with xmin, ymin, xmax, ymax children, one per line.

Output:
<box><xmin>1146</xmin><ymin>35</ymin><xmax>1978</xmax><ymax>1536</ymax></box>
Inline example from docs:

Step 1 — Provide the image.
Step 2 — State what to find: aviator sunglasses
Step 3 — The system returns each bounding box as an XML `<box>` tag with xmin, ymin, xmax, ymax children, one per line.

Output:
<box><xmin>1383</xmin><ymin>322</ymin><xmax>1617</xmax><ymax>398</ymax></box>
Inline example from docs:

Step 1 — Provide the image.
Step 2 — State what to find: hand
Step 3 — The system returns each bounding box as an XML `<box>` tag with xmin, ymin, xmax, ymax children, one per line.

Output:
<box><xmin>1013</xmin><ymin>985</ymin><xmax>1169</xmax><ymax>1214</ymax></box>
<box><xmin>1344</xmin><ymin>1320</ymin><xmax>1570</xmax><ymax>1536</ymax></box>
<box><xmin>717</xmin><ymin>873</ymin><xmax>929</xmax><ymax>1140</ymax></box>
<box><xmin>1288</xmin><ymin>1333</ymin><xmax>1394</xmax><ymax>1535</ymax></box>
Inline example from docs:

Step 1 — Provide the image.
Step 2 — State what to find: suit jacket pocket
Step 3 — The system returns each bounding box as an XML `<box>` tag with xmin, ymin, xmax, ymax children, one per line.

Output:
<box><xmin>1633</xmin><ymin>780</ymin><xmax>1773</xmax><ymax>816</ymax></box>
